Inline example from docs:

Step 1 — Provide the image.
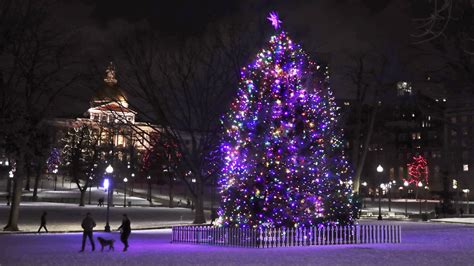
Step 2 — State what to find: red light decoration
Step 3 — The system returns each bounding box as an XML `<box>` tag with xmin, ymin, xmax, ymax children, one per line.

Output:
<box><xmin>405</xmin><ymin>155</ymin><xmax>429</xmax><ymax>185</ymax></box>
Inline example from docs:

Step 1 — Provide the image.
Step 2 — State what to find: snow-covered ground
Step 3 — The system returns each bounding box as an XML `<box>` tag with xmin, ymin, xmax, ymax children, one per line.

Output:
<box><xmin>0</xmin><ymin>202</ymin><xmax>209</xmax><ymax>232</ymax></box>
<box><xmin>0</xmin><ymin>221</ymin><xmax>473</xmax><ymax>266</ymax></box>
<box><xmin>432</xmin><ymin>218</ymin><xmax>474</xmax><ymax>224</ymax></box>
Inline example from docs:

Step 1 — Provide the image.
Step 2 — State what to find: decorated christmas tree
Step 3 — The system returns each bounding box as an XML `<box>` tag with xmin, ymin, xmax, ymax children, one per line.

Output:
<box><xmin>217</xmin><ymin>12</ymin><xmax>354</xmax><ymax>228</ymax></box>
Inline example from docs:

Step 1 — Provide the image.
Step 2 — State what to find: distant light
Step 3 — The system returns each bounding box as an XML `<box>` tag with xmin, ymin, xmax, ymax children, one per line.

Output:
<box><xmin>191</xmin><ymin>178</ymin><xmax>196</xmax><ymax>183</ymax></box>
<box><xmin>131</xmin><ymin>173</ymin><xmax>135</xmax><ymax>177</ymax></box>
<box><xmin>377</xmin><ymin>165</ymin><xmax>384</xmax><ymax>173</ymax></box>
<box><xmin>463</xmin><ymin>189</ymin><xmax>470</xmax><ymax>193</ymax></box>
<box><xmin>361</xmin><ymin>182</ymin><xmax>368</xmax><ymax>187</ymax></box>
<box><xmin>147</xmin><ymin>175</ymin><xmax>151</xmax><ymax>180</ymax></box>
<box><xmin>5</xmin><ymin>160</ymin><xmax>9</xmax><ymax>166</ymax></box>
<box><xmin>9</xmin><ymin>171</ymin><xmax>14</xmax><ymax>178</ymax></box>
<box><xmin>417</xmin><ymin>181</ymin><xmax>423</xmax><ymax>187</ymax></box>
<box><xmin>404</xmin><ymin>181</ymin><xmax>409</xmax><ymax>187</ymax></box>
<box><xmin>123</xmin><ymin>177</ymin><xmax>128</xmax><ymax>183</ymax></box>
<box><xmin>103</xmin><ymin>178</ymin><xmax>110</xmax><ymax>189</ymax></box>
<box><xmin>380</xmin><ymin>183</ymin><xmax>386</xmax><ymax>189</ymax></box>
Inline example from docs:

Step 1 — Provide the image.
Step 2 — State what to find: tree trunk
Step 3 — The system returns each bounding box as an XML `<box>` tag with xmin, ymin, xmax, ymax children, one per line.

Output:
<box><xmin>168</xmin><ymin>175</ymin><xmax>174</xmax><ymax>208</ymax></box>
<box><xmin>32</xmin><ymin>166</ymin><xmax>41</xmax><ymax>201</ymax></box>
<box><xmin>79</xmin><ymin>188</ymin><xmax>86</xmax><ymax>207</ymax></box>
<box><xmin>192</xmin><ymin>179</ymin><xmax>206</xmax><ymax>224</ymax></box>
<box><xmin>24</xmin><ymin>160</ymin><xmax>31</xmax><ymax>191</ymax></box>
<box><xmin>4</xmin><ymin>154</ymin><xmax>25</xmax><ymax>231</ymax></box>
<box><xmin>353</xmin><ymin>106</ymin><xmax>377</xmax><ymax>193</ymax></box>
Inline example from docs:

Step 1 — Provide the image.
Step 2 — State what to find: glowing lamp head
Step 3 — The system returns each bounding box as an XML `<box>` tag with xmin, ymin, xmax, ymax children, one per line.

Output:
<box><xmin>147</xmin><ymin>175</ymin><xmax>151</xmax><ymax>180</ymax></box>
<box><xmin>103</xmin><ymin>178</ymin><xmax>110</xmax><ymax>189</ymax></box>
<box><xmin>417</xmin><ymin>181</ymin><xmax>423</xmax><ymax>187</ymax></box>
<box><xmin>376</xmin><ymin>165</ymin><xmax>383</xmax><ymax>173</ymax></box>
<box><xmin>106</xmin><ymin>164</ymin><xmax>114</xmax><ymax>174</ymax></box>
<box><xmin>123</xmin><ymin>177</ymin><xmax>128</xmax><ymax>183</ymax></box>
<box><xmin>9</xmin><ymin>171</ymin><xmax>14</xmax><ymax>178</ymax></box>
<box><xmin>463</xmin><ymin>189</ymin><xmax>470</xmax><ymax>194</ymax></box>
<box><xmin>361</xmin><ymin>181</ymin><xmax>368</xmax><ymax>187</ymax></box>
<box><xmin>404</xmin><ymin>181</ymin><xmax>409</xmax><ymax>187</ymax></box>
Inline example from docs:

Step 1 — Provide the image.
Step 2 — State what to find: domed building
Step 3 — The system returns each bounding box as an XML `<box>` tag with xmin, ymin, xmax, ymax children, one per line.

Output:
<box><xmin>88</xmin><ymin>62</ymin><xmax>136</xmax><ymax>126</ymax></box>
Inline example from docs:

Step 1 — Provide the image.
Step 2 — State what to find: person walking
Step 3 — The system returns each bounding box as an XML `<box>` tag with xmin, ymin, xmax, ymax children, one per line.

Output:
<box><xmin>80</xmin><ymin>212</ymin><xmax>96</xmax><ymax>252</ymax></box>
<box><xmin>117</xmin><ymin>214</ymin><xmax>131</xmax><ymax>252</ymax></box>
<box><xmin>37</xmin><ymin>211</ymin><xmax>48</xmax><ymax>233</ymax></box>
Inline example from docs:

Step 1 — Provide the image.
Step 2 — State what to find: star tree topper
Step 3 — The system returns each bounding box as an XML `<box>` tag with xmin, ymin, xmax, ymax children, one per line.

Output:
<box><xmin>267</xmin><ymin>11</ymin><xmax>282</xmax><ymax>29</ymax></box>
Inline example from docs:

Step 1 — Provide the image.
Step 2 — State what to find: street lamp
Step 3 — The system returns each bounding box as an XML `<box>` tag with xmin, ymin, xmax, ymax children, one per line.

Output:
<box><xmin>53</xmin><ymin>168</ymin><xmax>58</xmax><ymax>191</ymax></box>
<box><xmin>377</xmin><ymin>165</ymin><xmax>383</xmax><ymax>220</ymax></box>
<box><xmin>418</xmin><ymin>181</ymin><xmax>423</xmax><ymax>215</ymax></box>
<box><xmin>130</xmin><ymin>173</ymin><xmax>135</xmax><ymax>196</ymax></box>
<box><xmin>123</xmin><ymin>177</ymin><xmax>128</xmax><ymax>208</ymax></box>
<box><xmin>104</xmin><ymin>164</ymin><xmax>113</xmax><ymax>232</ymax></box>
<box><xmin>404</xmin><ymin>180</ymin><xmax>409</xmax><ymax>217</ymax></box>
<box><xmin>7</xmin><ymin>170</ymin><xmax>14</xmax><ymax>206</ymax></box>
<box><xmin>88</xmin><ymin>176</ymin><xmax>93</xmax><ymax>205</ymax></box>
<box><xmin>147</xmin><ymin>175</ymin><xmax>152</xmax><ymax>203</ymax></box>
<box><xmin>463</xmin><ymin>189</ymin><xmax>470</xmax><ymax>215</ymax></box>
<box><xmin>361</xmin><ymin>181</ymin><xmax>368</xmax><ymax>208</ymax></box>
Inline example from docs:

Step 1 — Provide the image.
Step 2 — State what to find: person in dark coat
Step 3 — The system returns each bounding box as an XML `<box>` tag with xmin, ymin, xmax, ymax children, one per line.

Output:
<box><xmin>37</xmin><ymin>211</ymin><xmax>48</xmax><ymax>233</ymax></box>
<box><xmin>80</xmin><ymin>212</ymin><xmax>96</xmax><ymax>252</ymax></box>
<box><xmin>117</xmin><ymin>214</ymin><xmax>131</xmax><ymax>252</ymax></box>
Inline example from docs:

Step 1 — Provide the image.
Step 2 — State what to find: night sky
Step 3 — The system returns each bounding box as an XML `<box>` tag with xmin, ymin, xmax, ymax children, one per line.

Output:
<box><xmin>54</xmin><ymin>0</ymin><xmax>415</xmax><ymax>117</ymax></box>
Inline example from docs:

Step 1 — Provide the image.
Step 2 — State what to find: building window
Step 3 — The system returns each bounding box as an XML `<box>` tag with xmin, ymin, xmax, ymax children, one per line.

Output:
<box><xmin>462</xmin><ymin>127</ymin><xmax>468</xmax><ymax>135</ymax></box>
<box><xmin>463</xmin><ymin>164</ymin><xmax>469</xmax><ymax>172</ymax></box>
<box><xmin>412</xmin><ymin>133</ymin><xmax>416</xmax><ymax>140</ymax></box>
<box><xmin>398</xmin><ymin>133</ymin><xmax>407</xmax><ymax>141</ymax></box>
<box><xmin>428</xmin><ymin>131</ymin><xmax>438</xmax><ymax>139</ymax></box>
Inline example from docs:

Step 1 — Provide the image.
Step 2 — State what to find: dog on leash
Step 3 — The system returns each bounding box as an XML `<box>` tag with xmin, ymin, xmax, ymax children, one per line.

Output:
<box><xmin>97</xmin><ymin>237</ymin><xmax>115</xmax><ymax>252</ymax></box>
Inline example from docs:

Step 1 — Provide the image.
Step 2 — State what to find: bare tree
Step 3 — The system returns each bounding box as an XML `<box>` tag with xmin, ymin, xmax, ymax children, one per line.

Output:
<box><xmin>115</xmin><ymin>22</ymin><xmax>260</xmax><ymax>223</ymax></box>
<box><xmin>0</xmin><ymin>0</ymin><xmax>79</xmax><ymax>231</ymax></box>
<box><xmin>343</xmin><ymin>50</ymin><xmax>390</xmax><ymax>193</ymax></box>
<box><xmin>410</xmin><ymin>0</ymin><xmax>473</xmax><ymax>86</ymax></box>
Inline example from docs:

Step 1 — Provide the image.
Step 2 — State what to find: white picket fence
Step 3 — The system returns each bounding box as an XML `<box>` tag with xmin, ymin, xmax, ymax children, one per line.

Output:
<box><xmin>172</xmin><ymin>224</ymin><xmax>401</xmax><ymax>248</ymax></box>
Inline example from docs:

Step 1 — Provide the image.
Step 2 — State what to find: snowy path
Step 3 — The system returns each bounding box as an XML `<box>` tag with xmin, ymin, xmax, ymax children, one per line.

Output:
<box><xmin>0</xmin><ymin>221</ymin><xmax>474</xmax><ymax>265</ymax></box>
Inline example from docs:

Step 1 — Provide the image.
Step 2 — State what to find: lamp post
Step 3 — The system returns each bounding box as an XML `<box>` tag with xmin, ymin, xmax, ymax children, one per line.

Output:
<box><xmin>88</xmin><ymin>176</ymin><xmax>93</xmax><ymax>205</ymax></box>
<box><xmin>123</xmin><ymin>177</ymin><xmax>128</xmax><ymax>207</ymax></box>
<box><xmin>104</xmin><ymin>164</ymin><xmax>113</xmax><ymax>232</ymax></box>
<box><xmin>130</xmin><ymin>173</ymin><xmax>135</xmax><ymax>196</ymax></box>
<box><xmin>147</xmin><ymin>175</ymin><xmax>151</xmax><ymax>203</ymax></box>
<box><xmin>377</xmin><ymin>164</ymin><xmax>384</xmax><ymax>220</ymax></box>
<box><xmin>53</xmin><ymin>168</ymin><xmax>58</xmax><ymax>191</ymax></box>
<box><xmin>463</xmin><ymin>189</ymin><xmax>470</xmax><ymax>215</ymax></box>
<box><xmin>388</xmin><ymin>181</ymin><xmax>395</xmax><ymax>212</ymax></box>
<box><xmin>404</xmin><ymin>181</ymin><xmax>409</xmax><ymax>217</ymax></box>
<box><xmin>7</xmin><ymin>170</ymin><xmax>14</xmax><ymax>206</ymax></box>
<box><xmin>361</xmin><ymin>181</ymin><xmax>368</xmax><ymax>208</ymax></box>
<box><xmin>417</xmin><ymin>181</ymin><xmax>423</xmax><ymax>215</ymax></box>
